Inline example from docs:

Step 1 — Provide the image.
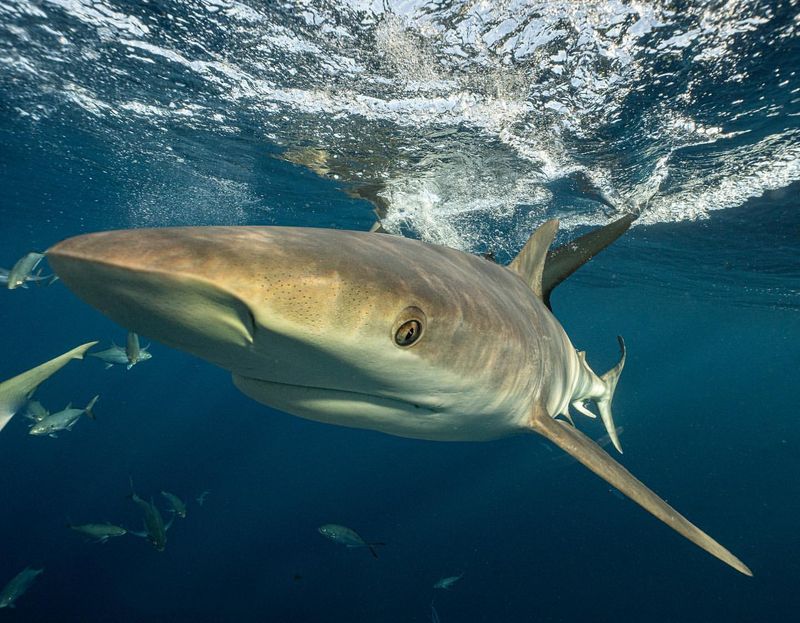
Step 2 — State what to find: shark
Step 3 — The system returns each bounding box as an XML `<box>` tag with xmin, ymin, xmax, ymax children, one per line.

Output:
<box><xmin>45</xmin><ymin>217</ymin><xmax>751</xmax><ymax>575</ymax></box>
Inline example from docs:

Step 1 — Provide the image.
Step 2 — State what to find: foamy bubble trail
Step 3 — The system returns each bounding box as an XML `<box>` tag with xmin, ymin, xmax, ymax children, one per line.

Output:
<box><xmin>0</xmin><ymin>0</ymin><xmax>796</xmax><ymax>251</ymax></box>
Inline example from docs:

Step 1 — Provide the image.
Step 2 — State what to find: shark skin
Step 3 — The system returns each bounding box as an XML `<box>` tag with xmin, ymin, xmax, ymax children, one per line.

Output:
<box><xmin>0</xmin><ymin>342</ymin><xmax>98</xmax><ymax>433</ymax></box>
<box><xmin>46</xmin><ymin>224</ymin><xmax>751</xmax><ymax>576</ymax></box>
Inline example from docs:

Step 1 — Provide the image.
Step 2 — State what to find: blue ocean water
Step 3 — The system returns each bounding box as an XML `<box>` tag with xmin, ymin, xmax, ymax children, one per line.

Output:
<box><xmin>1</xmin><ymin>1</ymin><xmax>799</xmax><ymax>621</ymax></box>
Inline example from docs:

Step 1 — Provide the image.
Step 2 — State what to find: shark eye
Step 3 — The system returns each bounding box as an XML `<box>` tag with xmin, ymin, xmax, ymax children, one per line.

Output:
<box><xmin>395</xmin><ymin>320</ymin><xmax>421</xmax><ymax>346</ymax></box>
<box><xmin>393</xmin><ymin>307</ymin><xmax>426</xmax><ymax>348</ymax></box>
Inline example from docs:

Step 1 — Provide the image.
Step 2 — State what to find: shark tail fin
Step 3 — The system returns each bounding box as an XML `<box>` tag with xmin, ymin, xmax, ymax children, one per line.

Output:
<box><xmin>84</xmin><ymin>395</ymin><xmax>99</xmax><ymax>420</ymax></box>
<box><xmin>541</xmin><ymin>213</ymin><xmax>637</xmax><ymax>310</ymax></box>
<box><xmin>528</xmin><ymin>409</ymin><xmax>752</xmax><ymax>576</ymax></box>
<box><xmin>595</xmin><ymin>336</ymin><xmax>626</xmax><ymax>454</ymax></box>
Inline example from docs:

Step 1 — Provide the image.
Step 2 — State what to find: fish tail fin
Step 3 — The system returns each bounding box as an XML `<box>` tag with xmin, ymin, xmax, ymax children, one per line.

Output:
<box><xmin>367</xmin><ymin>542</ymin><xmax>386</xmax><ymax>558</ymax></box>
<box><xmin>528</xmin><ymin>409</ymin><xmax>752</xmax><ymax>576</ymax></box>
<box><xmin>595</xmin><ymin>336</ymin><xmax>626</xmax><ymax>454</ymax></box>
<box><xmin>84</xmin><ymin>395</ymin><xmax>99</xmax><ymax>420</ymax></box>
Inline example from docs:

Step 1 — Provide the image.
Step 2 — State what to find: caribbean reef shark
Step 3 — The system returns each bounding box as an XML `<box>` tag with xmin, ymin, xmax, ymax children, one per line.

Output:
<box><xmin>46</xmin><ymin>216</ymin><xmax>751</xmax><ymax>576</ymax></box>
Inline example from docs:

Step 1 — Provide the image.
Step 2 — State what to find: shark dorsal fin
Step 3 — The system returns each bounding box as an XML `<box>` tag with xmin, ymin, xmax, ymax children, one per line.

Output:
<box><xmin>541</xmin><ymin>213</ymin><xmax>637</xmax><ymax>310</ymax></box>
<box><xmin>508</xmin><ymin>219</ymin><xmax>559</xmax><ymax>298</ymax></box>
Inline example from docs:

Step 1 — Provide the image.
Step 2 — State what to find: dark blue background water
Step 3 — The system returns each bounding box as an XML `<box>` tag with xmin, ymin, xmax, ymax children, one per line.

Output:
<box><xmin>1</xmin><ymin>1</ymin><xmax>799</xmax><ymax>621</ymax></box>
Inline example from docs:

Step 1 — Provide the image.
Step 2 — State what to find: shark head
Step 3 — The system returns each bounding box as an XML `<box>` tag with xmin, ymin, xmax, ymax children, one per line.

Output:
<box><xmin>48</xmin><ymin>227</ymin><xmax>542</xmax><ymax>440</ymax></box>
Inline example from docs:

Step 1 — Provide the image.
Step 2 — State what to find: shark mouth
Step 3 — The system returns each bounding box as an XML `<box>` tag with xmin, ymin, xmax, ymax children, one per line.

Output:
<box><xmin>232</xmin><ymin>374</ymin><xmax>438</xmax><ymax>420</ymax></box>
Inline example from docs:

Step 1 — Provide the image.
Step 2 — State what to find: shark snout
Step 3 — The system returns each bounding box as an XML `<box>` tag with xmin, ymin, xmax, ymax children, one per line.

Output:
<box><xmin>47</xmin><ymin>227</ymin><xmax>260</xmax><ymax>371</ymax></box>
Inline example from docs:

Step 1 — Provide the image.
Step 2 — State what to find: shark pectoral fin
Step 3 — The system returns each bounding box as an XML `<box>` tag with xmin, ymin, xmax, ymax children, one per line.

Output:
<box><xmin>0</xmin><ymin>341</ymin><xmax>98</xmax><ymax>433</ymax></box>
<box><xmin>541</xmin><ymin>213</ymin><xmax>637</xmax><ymax>310</ymax></box>
<box><xmin>508</xmin><ymin>219</ymin><xmax>559</xmax><ymax>298</ymax></box>
<box><xmin>528</xmin><ymin>410</ymin><xmax>752</xmax><ymax>576</ymax></box>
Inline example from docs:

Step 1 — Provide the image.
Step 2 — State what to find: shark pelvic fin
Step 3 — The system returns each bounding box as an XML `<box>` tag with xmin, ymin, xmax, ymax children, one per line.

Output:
<box><xmin>508</xmin><ymin>219</ymin><xmax>559</xmax><ymax>298</ymax></box>
<box><xmin>528</xmin><ymin>409</ymin><xmax>752</xmax><ymax>576</ymax></box>
<box><xmin>571</xmin><ymin>400</ymin><xmax>597</xmax><ymax>419</ymax></box>
<box><xmin>541</xmin><ymin>213</ymin><xmax>637</xmax><ymax>310</ymax></box>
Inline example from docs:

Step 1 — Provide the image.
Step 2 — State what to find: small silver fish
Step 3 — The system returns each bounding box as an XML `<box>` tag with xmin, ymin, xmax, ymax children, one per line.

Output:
<box><xmin>23</xmin><ymin>400</ymin><xmax>49</xmax><ymax>423</ymax></box>
<box><xmin>4</xmin><ymin>252</ymin><xmax>44</xmax><ymax>290</ymax></box>
<box><xmin>0</xmin><ymin>267</ymin><xmax>53</xmax><ymax>288</ymax></box>
<box><xmin>29</xmin><ymin>395</ymin><xmax>98</xmax><ymax>437</ymax></box>
<box><xmin>90</xmin><ymin>342</ymin><xmax>152</xmax><ymax>370</ymax></box>
<box><xmin>128</xmin><ymin>479</ymin><xmax>172</xmax><ymax>551</ymax></box>
<box><xmin>0</xmin><ymin>566</ymin><xmax>43</xmax><ymax>608</ymax></box>
<box><xmin>433</xmin><ymin>572</ymin><xmax>464</xmax><ymax>590</ymax></box>
<box><xmin>430</xmin><ymin>601</ymin><xmax>441</xmax><ymax>623</ymax></box>
<box><xmin>125</xmin><ymin>331</ymin><xmax>148</xmax><ymax>369</ymax></box>
<box><xmin>69</xmin><ymin>522</ymin><xmax>127</xmax><ymax>543</ymax></box>
<box><xmin>161</xmin><ymin>491</ymin><xmax>187</xmax><ymax>518</ymax></box>
<box><xmin>318</xmin><ymin>524</ymin><xmax>385</xmax><ymax>558</ymax></box>
<box><xmin>196</xmin><ymin>490</ymin><xmax>210</xmax><ymax>506</ymax></box>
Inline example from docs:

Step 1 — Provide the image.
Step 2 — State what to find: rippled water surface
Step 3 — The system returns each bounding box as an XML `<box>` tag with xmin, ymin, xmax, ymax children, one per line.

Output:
<box><xmin>0</xmin><ymin>1</ymin><xmax>798</xmax><ymax>622</ymax></box>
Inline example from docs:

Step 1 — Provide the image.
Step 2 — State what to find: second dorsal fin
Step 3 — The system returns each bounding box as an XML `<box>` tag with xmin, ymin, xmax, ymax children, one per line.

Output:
<box><xmin>508</xmin><ymin>219</ymin><xmax>559</xmax><ymax>298</ymax></box>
